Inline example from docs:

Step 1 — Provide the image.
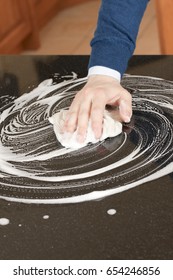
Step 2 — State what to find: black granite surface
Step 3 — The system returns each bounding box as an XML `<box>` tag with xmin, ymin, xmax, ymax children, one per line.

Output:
<box><xmin>0</xmin><ymin>55</ymin><xmax>173</xmax><ymax>260</ymax></box>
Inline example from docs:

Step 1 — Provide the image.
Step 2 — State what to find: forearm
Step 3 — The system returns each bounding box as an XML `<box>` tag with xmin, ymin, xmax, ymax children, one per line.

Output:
<box><xmin>89</xmin><ymin>0</ymin><xmax>149</xmax><ymax>77</ymax></box>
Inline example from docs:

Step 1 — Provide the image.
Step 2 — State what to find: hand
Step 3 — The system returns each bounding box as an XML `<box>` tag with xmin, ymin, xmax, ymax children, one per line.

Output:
<box><xmin>63</xmin><ymin>75</ymin><xmax>132</xmax><ymax>142</ymax></box>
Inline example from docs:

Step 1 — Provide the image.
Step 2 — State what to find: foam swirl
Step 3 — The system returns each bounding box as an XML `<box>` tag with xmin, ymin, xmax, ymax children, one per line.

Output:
<box><xmin>0</xmin><ymin>75</ymin><xmax>173</xmax><ymax>203</ymax></box>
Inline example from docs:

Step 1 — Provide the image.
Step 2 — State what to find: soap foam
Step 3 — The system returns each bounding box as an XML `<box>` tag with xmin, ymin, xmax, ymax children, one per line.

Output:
<box><xmin>0</xmin><ymin>74</ymin><xmax>173</xmax><ymax>204</ymax></box>
<box><xmin>0</xmin><ymin>218</ymin><xmax>10</xmax><ymax>226</ymax></box>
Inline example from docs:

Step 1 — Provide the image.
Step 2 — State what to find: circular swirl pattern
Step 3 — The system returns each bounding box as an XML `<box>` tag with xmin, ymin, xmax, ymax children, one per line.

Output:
<box><xmin>0</xmin><ymin>75</ymin><xmax>173</xmax><ymax>203</ymax></box>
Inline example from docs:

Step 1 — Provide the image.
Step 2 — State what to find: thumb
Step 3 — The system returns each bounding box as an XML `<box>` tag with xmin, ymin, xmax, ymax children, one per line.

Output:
<box><xmin>119</xmin><ymin>99</ymin><xmax>132</xmax><ymax>123</ymax></box>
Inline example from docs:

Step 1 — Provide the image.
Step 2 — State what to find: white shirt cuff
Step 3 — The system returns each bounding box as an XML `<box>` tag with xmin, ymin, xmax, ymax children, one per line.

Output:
<box><xmin>88</xmin><ymin>66</ymin><xmax>121</xmax><ymax>82</ymax></box>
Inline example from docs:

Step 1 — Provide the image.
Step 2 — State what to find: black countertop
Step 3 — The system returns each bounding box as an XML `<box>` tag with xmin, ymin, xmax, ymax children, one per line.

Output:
<box><xmin>0</xmin><ymin>55</ymin><xmax>173</xmax><ymax>260</ymax></box>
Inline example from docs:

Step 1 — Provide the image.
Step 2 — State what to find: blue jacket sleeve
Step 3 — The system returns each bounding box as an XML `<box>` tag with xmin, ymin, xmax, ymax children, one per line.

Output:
<box><xmin>88</xmin><ymin>0</ymin><xmax>149</xmax><ymax>76</ymax></box>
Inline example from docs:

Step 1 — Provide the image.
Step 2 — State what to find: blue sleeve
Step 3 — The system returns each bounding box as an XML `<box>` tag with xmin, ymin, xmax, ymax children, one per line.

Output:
<box><xmin>88</xmin><ymin>0</ymin><xmax>149</xmax><ymax>76</ymax></box>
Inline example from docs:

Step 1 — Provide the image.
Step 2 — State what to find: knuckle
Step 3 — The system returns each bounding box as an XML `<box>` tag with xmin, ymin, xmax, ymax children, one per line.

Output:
<box><xmin>68</xmin><ymin>111</ymin><xmax>77</xmax><ymax>118</ymax></box>
<box><xmin>123</xmin><ymin>89</ymin><xmax>132</xmax><ymax>97</ymax></box>
<box><xmin>83</xmin><ymin>87</ymin><xmax>93</xmax><ymax>98</ymax></box>
<box><xmin>121</xmin><ymin>90</ymin><xmax>132</xmax><ymax>103</ymax></box>
<box><xmin>79</xmin><ymin>106</ymin><xmax>88</xmax><ymax>114</ymax></box>
<box><xmin>92</xmin><ymin>105</ymin><xmax>103</xmax><ymax>115</ymax></box>
<box><xmin>92</xmin><ymin>107</ymin><xmax>101</xmax><ymax>117</ymax></box>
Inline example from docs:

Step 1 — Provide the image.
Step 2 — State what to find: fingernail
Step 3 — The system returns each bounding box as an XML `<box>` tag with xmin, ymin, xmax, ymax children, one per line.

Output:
<box><xmin>120</xmin><ymin>101</ymin><xmax>132</xmax><ymax>123</ymax></box>
<box><xmin>124</xmin><ymin>116</ymin><xmax>131</xmax><ymax>123</ymax></box>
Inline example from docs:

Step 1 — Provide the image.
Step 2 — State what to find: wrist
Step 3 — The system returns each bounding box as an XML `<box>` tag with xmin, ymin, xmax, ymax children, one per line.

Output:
<box><xmin>87</xmin><ymin>74</ymin><xmax>120</xmax><ymax>84</ymax></box>
<box><xmin>88</xmin><ymin>66</ymin><xmax>121</xmax><ymax>82</ymax></box>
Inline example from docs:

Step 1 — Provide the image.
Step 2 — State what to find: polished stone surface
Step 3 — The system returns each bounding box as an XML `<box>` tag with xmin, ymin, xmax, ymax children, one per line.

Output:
<box><xmin>0</xmin><ymin>55</ymin><xmax>173</xmax><ymax>260</ymax></box>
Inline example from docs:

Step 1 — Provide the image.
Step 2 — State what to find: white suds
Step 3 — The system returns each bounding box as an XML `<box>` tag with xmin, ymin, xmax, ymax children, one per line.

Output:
<box><xmin>49</xmin><ymin>109</ymin><xmax>122</xmax><ymax>149</ymax></box>
<box><xmin>43</xmin><ymin>215</ymin><xmax>49</xmax><ymax>220</ymax></box>
<box><xmin>107</xmin><ymin>209</ymin><xmax>117</xmax><ymax>215</ymax></box>
<box><xmin>0</xmin><ymin>74</ymin><xmax>173</xmax><ymax>204</ymax></box>
<box><xmin>0</xmin><ymin>218</ymin><xmax>10</xmax><ymax>226</ymax></box>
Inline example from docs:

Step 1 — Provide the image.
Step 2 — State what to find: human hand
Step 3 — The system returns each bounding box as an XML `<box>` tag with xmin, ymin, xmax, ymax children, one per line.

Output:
<box><xmin>63</xmin><ymin>75</ymin><xmax>132</xmax><ymax>142</ymax></box>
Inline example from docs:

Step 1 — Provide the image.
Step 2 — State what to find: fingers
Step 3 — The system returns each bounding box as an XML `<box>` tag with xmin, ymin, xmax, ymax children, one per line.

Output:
<box><xmin>107</xmin><ymin>87</ymin><xmax>132</xmax><ymax>123</ymax></box>
<box><xmin>63</xmin><ymin>93</ymin><xmax>81</xmax><ymax>133</ymax></box>
<box><xmin>64</xmin><ymin>88</ymin><xmax>106</xmax><ymax>142</ymax></box>
<box><xmin>119</xmin><ymin>99</ymin><xmax>132</xmax><ymax>122</ymax></box>
<box><xmin>73</xmin><ymin>90</ymin><xmax>105</xmax><ymax>142</ymax></box>
<box><xmin>76</xmin><ymin>96</ymin><xmax>92</xmax><ymax>142</ymax></box>
<box><xmin>64</xmin><ymin>89</ymin><xmax>92</xmax><ymax>142</ymax></box>
<box><xmin>90</xmin><ymin>93</ymin><xmax>106</xmax><ymax>139</ymax></box>
<box><xmin>119</xmin><ymin>90</ymin><xmax>132</xmax><ymax>122</ymax></box>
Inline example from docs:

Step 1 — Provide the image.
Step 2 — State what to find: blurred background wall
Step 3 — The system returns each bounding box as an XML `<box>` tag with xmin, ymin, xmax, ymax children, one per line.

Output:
<box><xmin>0</xmin><ymin>0</ymin><xmax>172</xmax><ymax>55</ymax></box>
